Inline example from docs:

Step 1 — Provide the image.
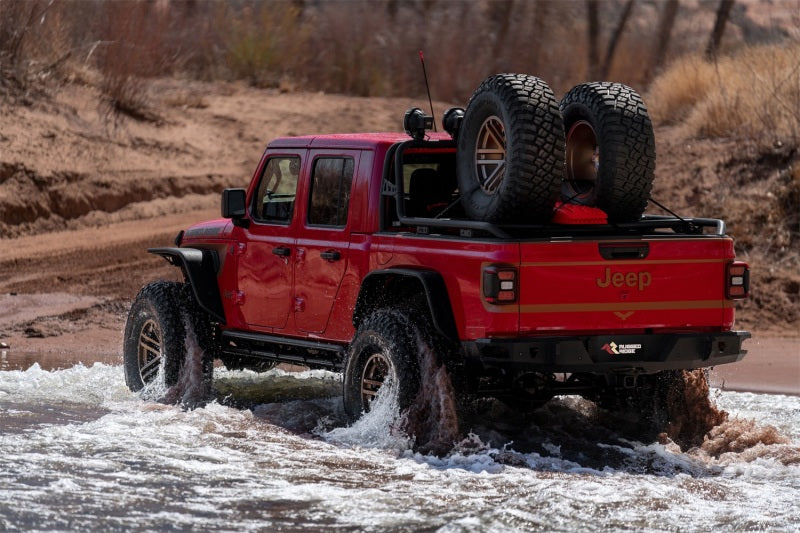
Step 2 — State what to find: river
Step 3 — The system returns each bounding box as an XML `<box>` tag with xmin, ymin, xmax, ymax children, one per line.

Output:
<box><xmin>1</xmin><ymin>360</ymin><xmax>798</xmax><ymax>532</ymax></box>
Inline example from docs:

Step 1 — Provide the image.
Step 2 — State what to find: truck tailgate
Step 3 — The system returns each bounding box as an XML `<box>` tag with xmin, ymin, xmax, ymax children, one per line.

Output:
<box><xmin>518</xmin><ymin>237</ymin><xmax>735</xmax><ymax>333</ymax></box>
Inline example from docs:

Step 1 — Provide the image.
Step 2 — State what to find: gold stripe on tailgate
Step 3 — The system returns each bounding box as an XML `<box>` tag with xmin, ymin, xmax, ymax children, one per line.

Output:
<box><xmin>518</xmin><ymin>300</ymin><xmax>733</xmax><ymax>313</ymax></box>
<box><xmin>520</xmin><ymin>259</ymin><xmax>725</xmax><ymax>268</ymax></box>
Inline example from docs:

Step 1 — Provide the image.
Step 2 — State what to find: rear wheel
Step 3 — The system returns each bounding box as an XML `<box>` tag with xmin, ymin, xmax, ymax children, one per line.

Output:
<box><xmin>123</xmin><ymin>281</ymin><xmax>213</xmax><ymax>398</ymax></box>
<box><xmin>342</xmin><ymin>309</ymin><xmax>423</xmax><ymax>419</ymax></box>
<box><xmin>594</xmin><ymin>369</ymin><xmax>724</xmax><ymax>448</ymax></box>
<box><xmin>560</xmin><ymin>82</ymin><xmax>655</xmax><ymax>222</ymax></box>
<box><xmin>457</xmin><ymin>74</ymin><xmax>564</xmax><ymax>223</ymax></box>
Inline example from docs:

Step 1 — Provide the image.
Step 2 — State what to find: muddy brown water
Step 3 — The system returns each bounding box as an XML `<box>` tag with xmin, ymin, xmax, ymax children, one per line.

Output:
<box><xmin>1</xmin><ymin>348</ymin><xmax>799</xmax><ymax>531</ymax></box>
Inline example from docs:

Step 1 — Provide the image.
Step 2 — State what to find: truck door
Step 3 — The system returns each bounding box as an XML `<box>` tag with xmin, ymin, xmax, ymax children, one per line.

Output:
<box><xmin>237</xmin><ymin>153</ymin><xmax>303</xmax><ymax>330</ymax></box>
<box><xmin>293</xmin><ymin>152</ymin><xmax>359</xmax><ymax>333</ymax></box>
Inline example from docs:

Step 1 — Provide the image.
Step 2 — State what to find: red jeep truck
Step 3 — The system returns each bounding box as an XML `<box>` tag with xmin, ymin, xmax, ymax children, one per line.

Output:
<box><xmin>123</xmin><ymin>75</ymin><xmax>749</xmax><ymax>432</ymax></box>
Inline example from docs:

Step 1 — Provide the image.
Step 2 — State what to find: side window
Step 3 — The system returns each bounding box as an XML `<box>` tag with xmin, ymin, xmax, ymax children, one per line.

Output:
<box><xmin>252</xmin><ymin>156</ymin><xmax>300</xmax><ymax>224</ymax></box>
<box><xmin>308</xmin><ymin>157</ymin><xmax>354</xmax><ymax>227</ymax></box>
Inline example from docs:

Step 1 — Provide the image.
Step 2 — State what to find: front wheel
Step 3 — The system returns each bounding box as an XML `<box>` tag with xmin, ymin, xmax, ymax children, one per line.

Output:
<box><xmin>123</xmin><ymin>281</ymin><xmax>213</xmax><ymax>399</ymax></box>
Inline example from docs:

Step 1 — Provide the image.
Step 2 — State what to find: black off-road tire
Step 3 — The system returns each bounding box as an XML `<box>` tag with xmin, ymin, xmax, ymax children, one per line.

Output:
<box><xmin>560</xmin><ymin>82</ymin><xmax>655</xmax><ymax>222</ymax></box>
<box><xmin>592</xmin><ymin>371</ymin><xmax>675</xmax><ymax>435</ymax></box>
<box><xmin>594</xmin><ymin>369</ymin><xmax>722</xmax><ymax>448</ymax></box>
<box><xmin>123</xmin><ymin>281</ymin><xmax>213</xmax><ymax>394</ymax></box>
<box><xmin>457</xmin><ymin>74</ymin><xmax>564</xmax><ymax>223</ymax></box>
<box><xmin>342</xmin><ymin>309</ymin><xmax>424</xmax><ymax>420</ymax></box>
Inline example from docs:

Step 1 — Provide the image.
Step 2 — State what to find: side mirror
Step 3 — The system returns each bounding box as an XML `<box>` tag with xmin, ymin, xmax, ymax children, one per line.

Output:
<box><xmin>221</xmin><ymin>188</ymin><xmax>247</xmax><ymax>225</ymax></box>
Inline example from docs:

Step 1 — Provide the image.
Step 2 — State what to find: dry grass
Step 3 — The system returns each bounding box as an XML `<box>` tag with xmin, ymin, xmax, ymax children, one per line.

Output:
<box><xmin>0</xmin><ymin>0</ymin><xmax>70</xmax><ymax>95</ymax></box>
<box><xmin>648</xmin><ymin>43</ymin><xmax>800</xmax><ymax>147</ymax></box>
<box><xmin>647</xmin><ymin>42</ymin><xmax>800</xmax><ymax>328</ymax></box>
<box><xmin>95</xmin><ymin>1</ymin><xmax>171</xmax><ymax>125</ymax></box>
<box><xmin>4</xmin><ymin>0</ymin><xmax>795</xmax><ymax>108</ymax></box>
<box><xmin>223</xmin><ymin>2</ymin><xmax>307</xmax><ymax>88</ymax></box>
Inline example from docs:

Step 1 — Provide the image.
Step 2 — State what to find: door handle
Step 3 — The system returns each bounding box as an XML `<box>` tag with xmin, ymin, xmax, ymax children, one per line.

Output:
<box><xmin>320</xmin><ymin>250</ymin><xmax>341</xmax><ymax>261</ymax></box>
<box><xmin>272</xmin><ymin>246</ymin><xmax>291</xmax><ymax>257</ymax></box>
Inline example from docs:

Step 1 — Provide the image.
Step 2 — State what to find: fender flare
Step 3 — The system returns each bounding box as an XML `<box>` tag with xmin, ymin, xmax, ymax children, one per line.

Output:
<box><xmin>354</xmin><ymin>268</ymin><xmax>458</xmax><ymax>342</ymax></box>
<box><xmin>148</xmin><ymin>247</ymin><xmax>226</xmax><ymax>323</ymax></box>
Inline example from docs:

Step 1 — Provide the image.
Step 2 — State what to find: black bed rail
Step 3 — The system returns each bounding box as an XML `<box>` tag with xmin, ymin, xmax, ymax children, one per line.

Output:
<box><xmin>398</xmin><ymin>215</ymin><xmax>726</xmax><ymax>239</ymax></box>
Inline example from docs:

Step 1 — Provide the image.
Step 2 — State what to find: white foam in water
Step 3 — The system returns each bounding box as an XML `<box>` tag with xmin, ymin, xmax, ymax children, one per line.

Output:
<box><xmin>322</xmin><ymin>375</ymin><xmax>413</xmax><ymax>451</ymax></box>
<box><xmin>1</xmin><ymin>363</ymin><xmax>799</xmax><ymax>531</ymax></box>
<box><xmin>0</xmin><ymin>362</ymin><xmax>131</xmax><ymax>405</ymax></box>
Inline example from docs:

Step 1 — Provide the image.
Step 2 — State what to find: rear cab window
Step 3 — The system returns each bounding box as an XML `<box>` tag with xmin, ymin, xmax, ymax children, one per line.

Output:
<box><xmin>308</xmin><ymin>157</ymin><xmax>355</xmax><ymax>228</ymax></box>
<box><xmin>381</xmin><ymin>147</ymin><xmax>459</xmax><ymax>230</ymax></box>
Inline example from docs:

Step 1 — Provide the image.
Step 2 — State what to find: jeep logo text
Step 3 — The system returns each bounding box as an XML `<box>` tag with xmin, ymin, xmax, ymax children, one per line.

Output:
<box><xmin>596</xmin><ymin>268</ymin><xmax>651</xmax><ymax>291</ymax></box>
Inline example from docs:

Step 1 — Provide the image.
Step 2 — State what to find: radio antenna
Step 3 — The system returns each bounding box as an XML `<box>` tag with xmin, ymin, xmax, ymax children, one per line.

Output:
<box><xmin>419</xmin><ymin>50</ymin><xmax>437</xmax><ymax>131</ymax></box>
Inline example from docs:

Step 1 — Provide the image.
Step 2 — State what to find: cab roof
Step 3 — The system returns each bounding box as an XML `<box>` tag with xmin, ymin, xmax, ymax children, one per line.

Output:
<box><xmin>266</xmin><ymin>132</ymin><xmax>453</xmax><ymax>150</ymax></box>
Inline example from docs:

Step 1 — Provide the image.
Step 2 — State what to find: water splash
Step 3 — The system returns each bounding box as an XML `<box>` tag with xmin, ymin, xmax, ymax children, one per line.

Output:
<box><xmin>160</xmin><ymin>314</ymin><xmax>209</xmax><ymax>407</ymax></box>
<box><xmin>139</xmin><ymin>312</ymin><xmax>209</xmax><ymax>407</ymax></box>
<box><xmin>323</xmin><ymin>374</ymin><xmax>412</xmax><ymax>451</ymax></box>
<box><xmin>400</xmin><ymin>334</ymin><xmax>461</xmax><ymax>455</ymax></box>
<box><xmin>693</xmin><ymin>418</ymin><xmax>799</xmax><ymax>465</ymax></box>
<box><xmin>2</xmin><ymin>361</ymin><xmax>799</xmax><ymax>531</ymax></box>
<box><xmin>663</xmin><ymin>369</ymin><xmax>728</xmax><ymax>450</ymax></box>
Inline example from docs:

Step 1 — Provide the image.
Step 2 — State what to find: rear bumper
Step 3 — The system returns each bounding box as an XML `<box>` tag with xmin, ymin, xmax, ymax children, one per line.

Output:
<box><xmin>462</xmin><ymin>331</ymin><xmax>750</xmax><ymax>374</ymax></box>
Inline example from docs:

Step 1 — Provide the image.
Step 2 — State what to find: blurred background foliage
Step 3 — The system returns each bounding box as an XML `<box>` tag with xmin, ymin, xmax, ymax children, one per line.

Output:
<box><xmin>1</xmin><ymin>0</ymin><xmax>798</xmax><ymax>145</ymax></box>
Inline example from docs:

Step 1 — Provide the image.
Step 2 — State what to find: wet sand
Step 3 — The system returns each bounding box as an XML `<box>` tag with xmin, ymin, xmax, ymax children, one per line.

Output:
<box><xmin>710</xmin><ymin>336</ymin><xmax>799</xmax><ymax>396</ymax></box>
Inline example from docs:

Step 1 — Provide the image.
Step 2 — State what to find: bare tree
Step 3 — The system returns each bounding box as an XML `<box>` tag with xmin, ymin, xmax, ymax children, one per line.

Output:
<box><xmin>491</xmin><ymin>0</ymin><xmax>514</xmax><ymax>72</ymax></box>
<box><xmin>600</xmin><ymin>0</ymin><xmax>635</xmax><ymax>79</ymax></box>
<box><xmin>647</xmin><ymin>0</ymin><xmax>679</xmax><ymax>81</ymax></box>
<box><xmin>705</xmin><ymin>0</ymin><xmax>735</xmax><ymax>60</ymax></box>
<box><xmin>386</xmin><ymin>0</ymin><xmax>398</xmax><ymax>21</ymax></box>
<box><xmin>527</xmin><ymin>0</ymin><xmax>552</xmax><ymax>75</ymax></box>
<box><xmin>587</xmin><ymin>0</ymin><xmax>600</xmax><ymax>79</ymax></box>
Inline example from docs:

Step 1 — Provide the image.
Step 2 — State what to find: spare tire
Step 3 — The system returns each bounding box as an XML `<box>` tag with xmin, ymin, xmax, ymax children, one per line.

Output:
<box><xmin>457</xmin><ymin>74</ymin><xmax>564</xmax><ymax>223</ymax></box>
<box><xmin>559</xmin><ymin>82</ymin><xmax>655</xmax><ymax>222</ymax></box>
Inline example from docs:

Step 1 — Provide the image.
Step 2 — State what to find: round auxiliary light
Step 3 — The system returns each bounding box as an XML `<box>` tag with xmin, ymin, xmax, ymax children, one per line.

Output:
<box><xmin>403</xmin><ymin>107</ymin><xmax>433</xmax><ymax>141</ymax></box>
<box><xmin>442</xmin><ymin>107</ymin><xmax>465</xmax><ymax>140</ymax></box>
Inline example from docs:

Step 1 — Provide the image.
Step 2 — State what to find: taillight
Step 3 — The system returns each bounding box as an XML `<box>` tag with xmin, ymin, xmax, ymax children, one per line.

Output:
<box><xmin>726</xmin><ymin>261</ymin><xmax>749</xmax><ymax>299</ymax></box>
<box><xmin>483</xmin><ymin>265</ymin><xmax>517</xmax><ymax>304</ymax></box>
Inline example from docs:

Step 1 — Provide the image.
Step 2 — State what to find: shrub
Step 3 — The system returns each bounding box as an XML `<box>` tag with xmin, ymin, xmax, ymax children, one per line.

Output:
<box><xmin>96</xmin><ymin>0</ymin><xmax>172</xmax><ymax>124</ymax></box>
<box><xmin>223</xmin><ymin>2</ymin><xmax>307</xmax><ymax>88</ymax></box>
<box><xmin>0</xmin><ymin>0</ymin><xmax>70</xmax><ymax>94</ymax></box>
<box><xmin>648</xmin><ymin>43</ymin><xmax>800</xmax><ymax>147</ymax></box>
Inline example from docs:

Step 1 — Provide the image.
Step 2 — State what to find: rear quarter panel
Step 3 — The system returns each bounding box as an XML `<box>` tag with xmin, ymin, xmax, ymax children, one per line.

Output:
<box><xmin>378</xmin><ymin>234</ymin><xmax>520</xmax><ymax>340</ymax></box>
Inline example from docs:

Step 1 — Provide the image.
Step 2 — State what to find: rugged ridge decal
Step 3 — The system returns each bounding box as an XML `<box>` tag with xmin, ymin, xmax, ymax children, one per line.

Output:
<box><xmin>601</xmin><ymin>341</ymin><xmax>643</xmax><ymax>355</ymax></box>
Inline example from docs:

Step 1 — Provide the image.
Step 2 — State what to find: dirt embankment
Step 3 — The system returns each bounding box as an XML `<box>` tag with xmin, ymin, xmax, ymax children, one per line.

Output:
<box><xmin>0</xmin><ymin>80</ymin><xmax>438</xmax><ymax>354</ymax></box>
<box><xmin>652</xmin><ymin>125</ymin><xmax>800</xmax><ymax>334</ymax></box>
<box><xmin>0</xmin><ymin>78</ymin><xmax>797</xmax><ymax>362</ymax></box>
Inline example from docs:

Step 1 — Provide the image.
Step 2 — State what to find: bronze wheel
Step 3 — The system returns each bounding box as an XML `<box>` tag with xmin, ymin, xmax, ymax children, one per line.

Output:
<box><xmin>559</xmin><ymin>82</ymin><xmax>655</xmax><ymax>221</ymax></box>
<box><xmin>475</xmin><ymin>116</ymin><xmax>506</xmax><ymax>195</ymax></box>
<box><xmin>123</xmin><ymin>281</ymin><xmax>214</xmax><ymax>400</ymax></box>
<box><xmin>137</xmin><ymin>318</ymin><xmax>162</xmax><ymax>384</ymax></box>
<box><xmin>564</xmin><ymin>120</ymin><xmax>599</xmax><ymax>201</ymax></box>
<box><xmin>360</xmin><ymin>352</ymin><xmax>391</xmax><ymax>409</ymax></box>
<box><xmin>456</xmin><ymin>73</ymin><xmax>564</xmax><ymax>223</ymax></box>
<box><xmin>343</xmin><ymin>309</ymin><xmax>423</xmax><ymax>421</ymax></box>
